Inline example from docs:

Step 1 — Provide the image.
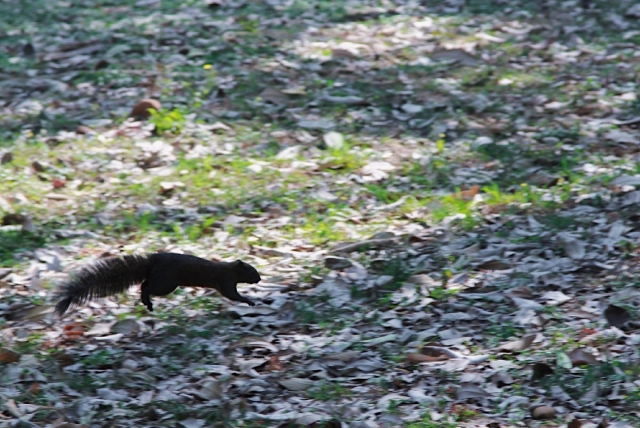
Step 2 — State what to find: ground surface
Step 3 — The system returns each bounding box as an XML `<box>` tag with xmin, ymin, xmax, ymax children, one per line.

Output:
<box><xmin>1</xmin><ymin>0</ymin><xmax>640</xmax><ymax>427</ymax></box>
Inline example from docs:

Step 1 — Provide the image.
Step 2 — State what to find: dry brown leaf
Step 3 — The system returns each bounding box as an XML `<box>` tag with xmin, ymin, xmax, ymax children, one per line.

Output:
<box><xmin>431</xmin><ymin>48</ymin><xmax>481</xmax><ymax>66</ymax></box>
<box><xmin>406</xmin><ymin>353</ymin><xmax>448</xmax><ymax>363</ymax></box>
<box><xmin>598</xmin><ymin>418</ymin><xmax>609</xmax><ymax>428</ymax></box>
<box><xmin>130</xmin><ymin>98</ymin><xmax>161</xmax><ymax>119</ymax></box>
<box><xmin>1</xmin><ymin>152</ymin><xmax>12</xmax><ymax>164</ymax></box>
<box><xmin>28</xmin><ymin>382</ymin><xmax>40</xmax><ymax>395</ymax></box>
<box><xmin>259</xmin><ymin>87</ymin><xmax>290</xmax><ymax>105</ymax></box>
<box><xmin>455</xmin><ymin>185</ymin><xmax>480</xmax><ymax>201</ymax></box>
<box><xmin>279</xmin><ymin>378</ymin><xmax>314</xmax><ymax>391</ymax></box>
<box><xmin>604</xmin><ymin>304</ymin><xmax>631</xmax><ymax>328</ymax></box>
<box><xmin>266</xmin><ymin>355</ymin><xmax>283</xmax><ymax>371</ymax></box>
<box><xmin>0</xmin><ymin>349</ymin><xmax>21</xmax><ymax>364</ymax></box>
<box><xmin>531</xmin><ymin>362</ymin><xmax>554</xmax><ymax>381</ymax></box>
<box><xmin>457</xmin><ymin>383</ymin><xmax>490</xmax><ymax>400</ymax></box>
<box><xmin>477</xmin><ymin>260</ymin><xmax>512</xmax><ymax>271</ymax></box>
<box><xmin>331</xmin><ymin>48</ymin><xmax>358</xmax><ymax>59</ymax></box>
<box><xmin>531</xmin><ymin>405</ymin><xmax>556</xmax><ymax>420</ymax></box>
<box><xmin>490</xmin><ymin>371</ymin><xmax>514</xmax><ymax>387</ymax></box>
<box><xmin>54</xmin><ymin>351</ymin><xmax>75</xmax><ymax>367</ymax></box>
<box><xmin>63</xmin><ymin>323</ymin><xmax>86</xmax><ymax>340</ymax></box>
<box><xmin>110</xmin><ymin>319</ymin><xmax>140</xmax><ymax>335</ymax></box>
<box><xmin>567</xmin><ymin>348</ymin><xmax>598</xmax><ymax>366</ymax></box>
<box><xmin>498</xmin><ymin>334</ymin><xmax>536</xmax><ymax>352</ymax></box>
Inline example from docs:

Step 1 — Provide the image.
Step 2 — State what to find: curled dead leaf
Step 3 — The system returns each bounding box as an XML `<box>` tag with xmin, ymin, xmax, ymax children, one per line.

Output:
<box><xmin>476</xmin><ymin>259</ymin><xmax>511</xmax><ymax>271</ymax></box>
<box><xmin>321</xmin><ymin>351</ymin><xmax>360</xmax><ymax>363</ymax></box>
<box><xmin>457</xmin><ymin>383</ymin><xmax>490</xmax><ymax>400</ymax></box>
<box><xmin>531</xmin><ymin>362</ymin><xmax>554</xmax><ymax>381</ymax></box>
<box><xmin>130</xmin><ymin>98</ymin><xmax>161</xmax><ymax>119</ymax></box>
<box><xmin>110</xmin><ymin>319</ymin><xmax>140</xmax><ymax>335</ymax></box>
<box><xmin>324</xmin><ymin>256</ymin><xmax>352</xmax><ymax>270</ymax></box>
<box><xmin>490</xmin><ymin>371</ymin><xmax>514</xmax><ymax>387</ymax></box>
<box><xmin>406</xmin><ymin>353</ymin><xmax>448</xmax><ymax>364</ymax></box>
<box><xmin>63</xmin><ymin>322</ymin><xmax>86</xmax><ymax>340</ymax></box>
<box><xmin>431</xmin><ymin>48</ymin><xmax>481</xmax><ymax>66</ymax></box>
<box><xmin>76</xmin><ymin>125</ymin><xmax>96</xmax><ymax>135</ymax></box>
<box><xmin>28</xmin><ymin>382</ymin><xmax>40</xmax><ymax>395</ymax></box>
<box><xmin>497</xmin><ymin>334</ymin><xmax>536</xmax><ymax>352</ymax></box>
<box><xmin>604</xmin><ymin>304</ymin><xmax>631</xmax><ymax>328</ymax></box>
<box><xmin>455</xmin><ymin>185</ymin><xmax>480</xmax><ymax>201</ymax></box>
<box><xmin>567</xmin><ymin>348</ymin><xmax>598</xmax><ymax>366</ymax></box>
<box><xmin>198</xmin><ymin>380</ymin><xmax>223</xmax><ymax>400</ymax></box>
<box><xmin>0</xmin><ymin>349</ymin><xmax>21</xmax><ymax>364</ymax></box>
<box><xmin>266</xmin><ymin>355</ymin><xmax>283</xmax><ymax>371</ymax></box>
<box><xmin>531</xmin><ymin>405</ymin><xmax>556</xmax><ymax>420</ymax></box>
<box><xmin>54</xmin><ymin>351</ymin><xmax>75</xmax><ymax>367</ymax></box>
<box><xmin>279</xmin><ymin>377</ymin><xmax>314</xmax><ymax>391</ymax></box>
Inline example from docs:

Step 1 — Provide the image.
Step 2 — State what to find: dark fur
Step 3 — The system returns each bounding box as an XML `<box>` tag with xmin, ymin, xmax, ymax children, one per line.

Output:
<box><xmin>54</xmin><ymin>253</ymin><xmax>260</xmax><ymax>317</ymax></box>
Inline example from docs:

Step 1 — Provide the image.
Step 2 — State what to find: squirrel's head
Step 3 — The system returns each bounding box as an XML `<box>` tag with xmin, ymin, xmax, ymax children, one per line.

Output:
<box><xmin>232</xmin><ymin>260</ymin><xmax>261</xmax><ymax>284</ymax></box>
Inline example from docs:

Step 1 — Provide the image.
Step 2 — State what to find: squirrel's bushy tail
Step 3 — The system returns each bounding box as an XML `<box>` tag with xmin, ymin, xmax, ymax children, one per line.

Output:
<box><xmin>54</xmin><ymin>254</ymin><xmax>154</xmax><ymax>317</ymax></box>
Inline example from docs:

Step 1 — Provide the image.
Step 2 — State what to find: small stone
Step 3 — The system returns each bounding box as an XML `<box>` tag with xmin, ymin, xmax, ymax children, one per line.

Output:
<box><xmin>130</xmin><ymin>98</ymin><xmax>162</xmax><ymax>119</ymax></box>
<box><xmin>531</xmin><ymin>405</ymin><xmax>556</xmax><ymax>420</ymax></box>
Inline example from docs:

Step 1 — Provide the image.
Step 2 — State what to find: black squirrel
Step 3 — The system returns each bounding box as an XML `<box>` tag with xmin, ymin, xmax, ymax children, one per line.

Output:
<box><xmin>53</xmin><ymin>252</ymin><xmax>260</xmax><ymax>317</ymax></box>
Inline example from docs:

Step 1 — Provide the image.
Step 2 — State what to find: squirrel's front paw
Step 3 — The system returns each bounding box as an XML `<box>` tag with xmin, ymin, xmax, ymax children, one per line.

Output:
<box><xmin>241</xmin><ymin>296</ymin><xmax>255</xmax><ymax>306</ymax></box>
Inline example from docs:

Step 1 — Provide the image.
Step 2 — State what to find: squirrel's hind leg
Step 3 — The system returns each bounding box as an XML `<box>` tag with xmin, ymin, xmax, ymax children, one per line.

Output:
<box><xmin>141</xmin><ymin>267</ymin><xmax>180</xmax><ymax>312</ymax></box>
<box><xmin>140</xmin><ymin>280</ymin><xmax>154</xmax><ymax>312</ymax></box>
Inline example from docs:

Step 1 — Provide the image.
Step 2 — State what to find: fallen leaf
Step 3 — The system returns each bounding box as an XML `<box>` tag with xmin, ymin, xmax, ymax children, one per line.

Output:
<box><xmin>604</xmin><ymin>304</ymin><xmax>631</xmax><ymax>328</ymax></box>
<box><xmin>531</xmin><ymin>405</ymin><xmax>556</xmax><ymax>420</ymax></box>
<box><xmin>0</xmin><ymin>349</ymin><xmax>21</xmax><ymax>364</ymax></box>
<box><xmin>110</xmin><ymin>319</ymin><xmax>140</xmax><ymax>335</ymax></box>
<box><xmin>477</xmin><ymin>260</ymin><xmax>511</xmax><ymax>270</ymax></box>
<box><xmin>498</xmin><ymin>334</ymin><xmax>536</xmax><ymax>352</ymax></box>
<box><xmin>323</xmin><ymin>131</ymin><xmax>344</xmax><ymax>149</ymax></box>
<box><xmin>130</xmin><ymin>98</ymin><xmax>161</xmax><ymax>119</ymax></box>
<box><xmin>406</xmin><ymin>353</ymin><xmax>448</xmax><ymax>363</ymax></box>
<box><xmin>431</xmin><ymin>49</ymin><xmax>481</xmax><ymax>66</ymax></box>
<box><xmin>266</xmin><ymin>355</ymin><xmax>282</xmax><ymax>371</ymax></box>
<box><xmin>557</xmin><ymin>351</ymin><xmax>572</xmax><ymax>369</ymax></box>
<box><xmin>324</xmin><ymin>256</ymin><xmax>352</xmax><ymax>270</ymax></box>
<box><xmin>455</xmin><ymin>185</ymin><xmax>480</xmax><ymax>201</ymax></box>
<box><xmin>490</xmin><ymin>371</ymin><xmax>514</xmax><ymax>387</ymax></box>
<box><xmin>28</xmin><ymin>382</ymin><xmax>40</xmax><ymax>395</ymax></box>
<box><xmin>564</xmin><ymin>239</ymin><xmax>586</xmax><ymax>260</ymax></box>
<box><xmin>279</xmin><ymin>377</ymin><xmax>314</xmax><ymax>391</ymax></box>
<box><xmin>531</xmin><ymin>362</ymin><xmax>554</xmax><ymax>381</ymax></box>
<box><xmin>604</xmin><ymin>129</ymin><xmax>638</xmax><ymax>144</ymax></box>
<box><xmin>567</xmin><ymin>348</ymin><xmax>598</xmax><ymax>366</ymax></box>
<box><xmin>198</xmin><ymin>380</ymin><xmax>223</xmax><ymax>400</ymax></box>
<box><xmin>456</xmin><ymin>383</ymin><xmax>490</xmax><ymax>400</ymax></box>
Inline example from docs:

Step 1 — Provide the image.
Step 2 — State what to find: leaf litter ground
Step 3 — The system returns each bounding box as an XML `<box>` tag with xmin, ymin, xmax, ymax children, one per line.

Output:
<box><xmin>1</xmin><ymin>0</ymin><xmax>640</xmax><ymax>427</ymax></box>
